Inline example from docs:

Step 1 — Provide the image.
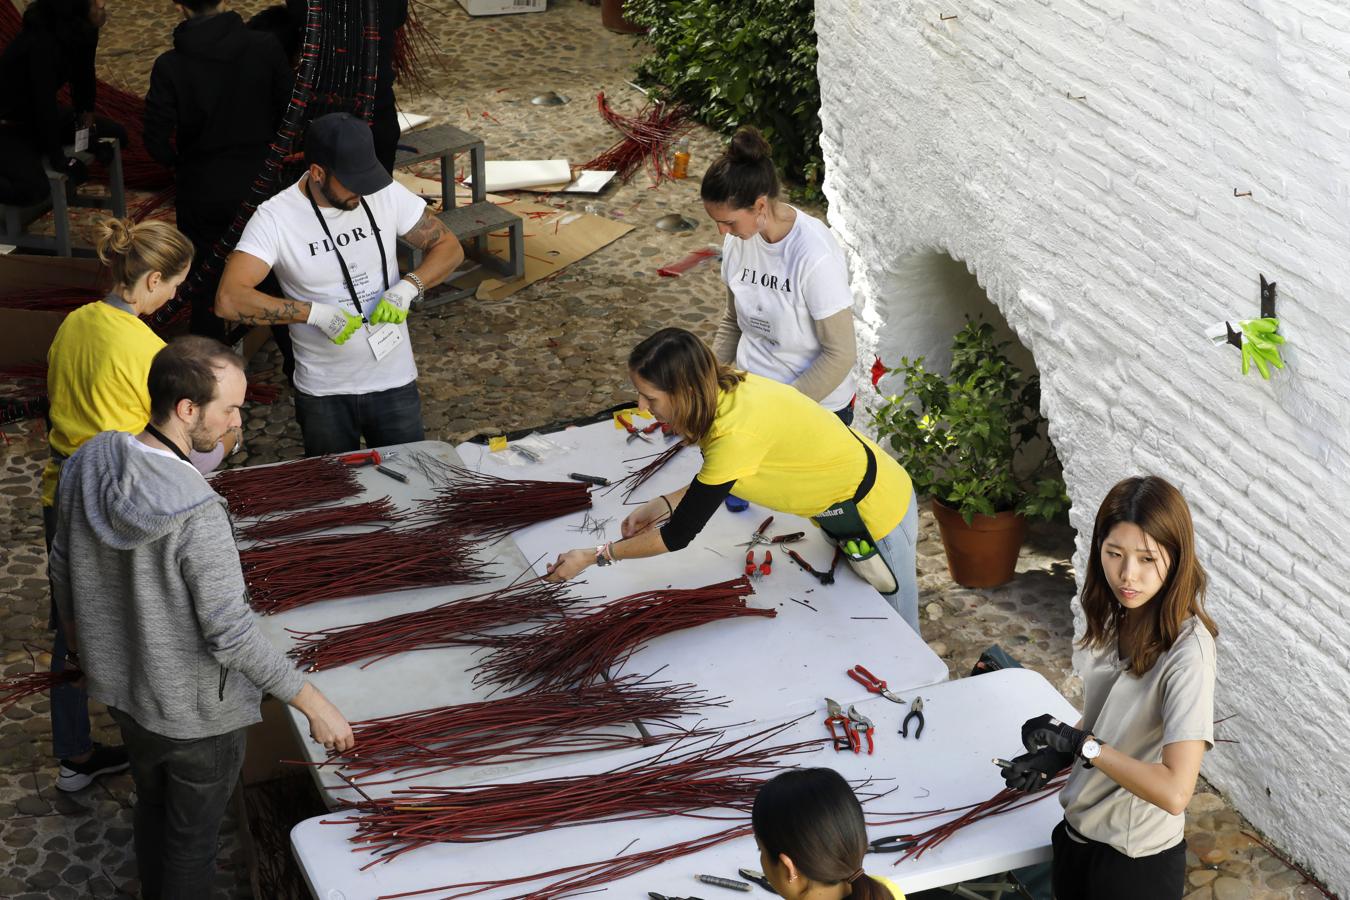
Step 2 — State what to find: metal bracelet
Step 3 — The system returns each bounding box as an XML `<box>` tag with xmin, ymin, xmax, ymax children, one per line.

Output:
<box><xmin>405</xmin><ymin>271</ymin><xmax>425</xmax><ymax>303</ymax></box>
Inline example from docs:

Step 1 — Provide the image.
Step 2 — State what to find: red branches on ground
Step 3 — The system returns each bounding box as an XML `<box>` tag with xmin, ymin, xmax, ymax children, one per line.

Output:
<box><xmin>236</xmin><ymin>497</ymin><xmax>400</xmax><ymax>543</ymax></box>
<box><xmin>2</xmin><ymin>668</ymin><xmax>83</xmax><ymax>715</ymax></box>
<box><xmin>240</xmin><ymin>523</ymin><xmax>489</xmax><ymax>615</ymax></box>
<box><xmin>334</xmin><ymin>723</ymin><xmax>821</xmax><ymax>867</ymax></box>
<box><xmin>421</xmin><ymin>462</ymin><xmax>593</xmax><ymax>540</ymax></box>
<box><xmin>210</xmin><ymin>455</ymin><xmax>364</xmax><ymax>518</ymax></box>
<box><xmin>473</xmin><ymin>576</ymin><xmax>774</xmax><ymax>692</ymax></box>
<box><xmin>285</xmin><ymin>578</ymin><xmax>584</xmax><ymax>671</ymax></box>
<box><xmin>581</xmin><ymin>92</ymin><xmax>694</xmax><ymax>185</ymax></box>
<box><xmin>305</xmin><ymin>675</ymin><xmax>725</xmax><ymax>784</ymax></box>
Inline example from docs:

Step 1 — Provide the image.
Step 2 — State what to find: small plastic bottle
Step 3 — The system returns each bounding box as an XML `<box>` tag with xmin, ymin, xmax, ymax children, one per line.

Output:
<box><xmin>671</xmin><ymin>138</ymin><xmax>691</xmax><ymax>179</ymax></box>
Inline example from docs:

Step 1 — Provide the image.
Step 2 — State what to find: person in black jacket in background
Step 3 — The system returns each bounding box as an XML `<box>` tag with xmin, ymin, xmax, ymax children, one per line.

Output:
<box><xmin>372</xmin><ymin>0</ymin><xmax>408</xmax><ymax>173</ymax></box>
<box><xmin>0</xmin><ymin>0</ymin><xmax>126</xmax><ymax>205</ymax></box>
<box><xmin>143</xmin><ymin>0</ymin><xmax>292</xmax><ymax>341</ymax></box>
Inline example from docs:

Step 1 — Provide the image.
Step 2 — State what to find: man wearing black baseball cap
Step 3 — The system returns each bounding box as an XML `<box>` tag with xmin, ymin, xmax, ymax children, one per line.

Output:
<box><xmin>215</xmin><ymin>112</ymin><xmax>463</xmax><ymax>455</ymax></box>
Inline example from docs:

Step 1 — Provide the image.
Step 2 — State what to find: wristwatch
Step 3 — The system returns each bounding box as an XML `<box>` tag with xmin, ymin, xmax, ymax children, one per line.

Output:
<box><xmin>594</xmin><ymin>543</ymin><xmax>613</xmax><ymax>567</ymax></box>
<box><xmin>1080</xmin><ymin>736</ymin><xmax>1102</xmax><ymax>768</ymax></box>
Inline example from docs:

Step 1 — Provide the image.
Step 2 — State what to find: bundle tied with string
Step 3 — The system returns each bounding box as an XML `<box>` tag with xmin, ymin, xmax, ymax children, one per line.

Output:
<box><xmin>241</xmin><ymin>522</ymin><xmax>490</xmax><ymax>615</ymax></box>
<box><xmin>331</xmin><ymin>722</ymin><xmax>824</xmax><ymax>868</ymax></box>
<box><xmin>301</xmin><ymin>674</ymin><xmax>726</xmax><ymax>784</ymax></box>
<box><xmin>472</xmin><ymin>576</ymin><xmax>774</xmax><ymax>692</ymax></box>
<box><xmin>582</xmin><ymin>91</ymin><xmax>694</xmax><ymax>185</ymax></box>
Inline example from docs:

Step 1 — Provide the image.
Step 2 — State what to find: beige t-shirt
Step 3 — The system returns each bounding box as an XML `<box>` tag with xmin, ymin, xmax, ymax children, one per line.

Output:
<box><xmin>1060</xmin><ymin>616</ymin><xmax>1216</xmax><ymax>858</ymax></box>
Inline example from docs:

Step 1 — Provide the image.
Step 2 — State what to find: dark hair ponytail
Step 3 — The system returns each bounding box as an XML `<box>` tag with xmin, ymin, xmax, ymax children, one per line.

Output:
<box><xmin>752</xmin><ymin>769</ymin><xmax>891</xmax><ymax>900</ymax></box>
<box><xmin>700</xmin><ymin>126</ymin><xmax>780</xmax><ymax>210</ymax></box>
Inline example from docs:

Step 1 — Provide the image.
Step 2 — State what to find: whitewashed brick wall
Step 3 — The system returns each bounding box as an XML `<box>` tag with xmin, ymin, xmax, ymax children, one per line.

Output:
<box><xmin>815</xmin><ymin>1</ymin><xmax>1350</xmax><ymax>891</ymax></box>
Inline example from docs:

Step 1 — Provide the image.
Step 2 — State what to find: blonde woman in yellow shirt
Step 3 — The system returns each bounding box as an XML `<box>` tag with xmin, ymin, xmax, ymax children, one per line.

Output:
<box><xmin>545</xmin><ymin>328</ymin><xmax>920</xmax><ymax>635</ymax></box>
<box><xmin>42</xmin><ymin>217</ymin><xmax>234</xmax><ymax>792</ymax></box>
<box><xmin>752</xmin><ymin>768</ymin><xmax>906</xmax><ymax>900</ymax></box>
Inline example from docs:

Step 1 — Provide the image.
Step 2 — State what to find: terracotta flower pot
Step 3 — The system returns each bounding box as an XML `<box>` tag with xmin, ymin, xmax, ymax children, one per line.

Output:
<box><xmin>930</xmin><ymin>498</ymin><xmax>1028</xmax><ymax>588</ymax></box>
<box><xmin>601</xmin><ymin>0</ymin><xmax>646</xmax><ymax>33</ymax></box>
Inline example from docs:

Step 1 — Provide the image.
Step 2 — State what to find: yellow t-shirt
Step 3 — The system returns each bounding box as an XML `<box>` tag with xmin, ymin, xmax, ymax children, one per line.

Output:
<box><xmin>873</xmin><ymin>874</ymin><xmax>907</xmax><ymax>899</ymax></box>
<box><xmin>42</xmin><ymin>299</ymin><xmax>165</xmax><ymax>506</ymax></box>
<box><xmin>697</xmin><ymin>373</ymin><xmax>912</xmax><ymax>539</ymax></box>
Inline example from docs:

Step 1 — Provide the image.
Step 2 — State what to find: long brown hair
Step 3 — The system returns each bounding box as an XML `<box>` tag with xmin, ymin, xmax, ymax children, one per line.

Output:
<box><xmin>627</xmin><ymin>328</ymin><xmax>744</xmax><ymax>443</ymax></box>
<box><xmin>1079</xmin><ymin>475</ymin><xmax>1217</xmax><ymax>675</ymax></box>
<box><xmin>752</xmin><ymin>768</ymin><xmax>890</xmax><ymax>900</ymax></box>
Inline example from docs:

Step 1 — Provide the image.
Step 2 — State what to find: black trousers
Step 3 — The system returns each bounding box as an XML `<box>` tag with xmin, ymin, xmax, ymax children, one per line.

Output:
<box><xmin>0</xmin><ymin>110</ymin><xmax>127</xmax><ymax>205</ymax></box>
<box><xmin>1051</xmin><ymin>820</ymin><xmax>1186</xmax><ymax>900</ymax></box>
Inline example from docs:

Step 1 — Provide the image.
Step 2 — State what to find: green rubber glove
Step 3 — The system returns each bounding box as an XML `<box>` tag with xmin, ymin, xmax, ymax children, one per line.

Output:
<box><xmin>306</xmin><ymin>303</ymin><xmax>363</xmax><ymax>345</ymax></box>
<box><xmin>1239</xmin><ymin>317</ymin><xmax>1285</xmax><ymax>380</ymax></box>
<box><xmin>369</xmin><ymin>297</ymin><xmax>409</xmax><ymax>326</ymax></box>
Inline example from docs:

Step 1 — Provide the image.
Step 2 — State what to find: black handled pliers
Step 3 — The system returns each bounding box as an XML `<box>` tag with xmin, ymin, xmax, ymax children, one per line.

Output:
<box><xmin>899</xmin><ymin>696</ymin><xmax>925</xmax><ymax>739</ymax></box>
<box><xmin>868</xmin><ymin>833</ymin><xmax>918</xmax><ymax>853</ymax></box>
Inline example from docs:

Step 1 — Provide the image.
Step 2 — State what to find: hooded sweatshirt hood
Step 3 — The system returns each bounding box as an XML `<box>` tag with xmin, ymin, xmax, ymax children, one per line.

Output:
<box><xmin>172</xmin><ymin>10</ymin><xmax>252</xmax><ymax>61</ymax></box>
<box><xmin>69</xmin><ymin>430</ymin><xmax>222</xmax><ymax>550</ymax></box>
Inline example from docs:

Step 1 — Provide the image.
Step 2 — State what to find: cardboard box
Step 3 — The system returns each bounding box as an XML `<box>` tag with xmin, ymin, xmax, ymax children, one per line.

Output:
<box><xmin>0</xmin><ymin>255</ymin><xmax>104</xmax><ymax>367</ymax></box>
<box><xmin>456</xmin><ymin>0</ymin><xmax>545</xmax><ymax>16</ymax></box>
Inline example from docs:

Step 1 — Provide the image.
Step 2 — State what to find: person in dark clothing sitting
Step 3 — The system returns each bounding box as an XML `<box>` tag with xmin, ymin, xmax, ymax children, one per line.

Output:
<box><xmin>0</xmin><ymin>0</ymin><xmax>126</xmax><ymax>205</ymax></box>
<box><xmin>143</xmin><ymin>0</ymin><xmax>293</xmax><ymax>341</ymax></box>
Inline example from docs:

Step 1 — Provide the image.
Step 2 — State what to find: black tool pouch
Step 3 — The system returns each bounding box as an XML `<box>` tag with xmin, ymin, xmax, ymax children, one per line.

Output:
<box><xmin>812</xmin><ymin>432</ymin><xmax>898</xmax><ymax>596</ymax></box>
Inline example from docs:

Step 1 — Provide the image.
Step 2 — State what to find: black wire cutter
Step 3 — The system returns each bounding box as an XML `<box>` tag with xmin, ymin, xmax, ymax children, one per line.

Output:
<box><xmin>899</xmin><ymin>696</ymin><xmax>925</xmax><ymax>739</ymax></box>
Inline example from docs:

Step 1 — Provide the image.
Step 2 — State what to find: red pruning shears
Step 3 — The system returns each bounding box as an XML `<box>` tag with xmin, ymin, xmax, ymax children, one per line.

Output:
<box><xmin>618</xmin><ymin>414</ymin><xmax>651</xmax><ymax>444</ymax></box>
<box><xmin>849</xmin><ymin>706</ymin><xmax>876</xmax><ymax>755</ymax></box>
<box><xmin>339</xmin><ymin>449</ymin><xmax>382</xmax><ymax>467</ymax></box>
<box><xmin>745</xmin><ymin>549</ymin><xmax>772</xmax><ymax>579</ymax></box>
<box><xmin>787</xmin><ymin>547</ymin><xmax>841</xmax><ymax>585</ymax></box>
<box><xmin>825</xmin><ymin>698</ymin><xmax>860</xmax><ymax>753</ymax></box>
<box><xmin>848</xmin><ymin>664</ymin><xmax>905</xmax><ymax>704</ymax></box>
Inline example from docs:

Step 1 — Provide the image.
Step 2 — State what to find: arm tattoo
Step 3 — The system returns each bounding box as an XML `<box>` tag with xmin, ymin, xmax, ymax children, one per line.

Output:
<box><xmin>235</xmin><ymin>298</ymin><xmax>303</xmax><ymax>327</ymax></box>
<box><xmin>402</xmin><ymin>210</ymin><xmax>451</xmax><ymax>251</ymax></box>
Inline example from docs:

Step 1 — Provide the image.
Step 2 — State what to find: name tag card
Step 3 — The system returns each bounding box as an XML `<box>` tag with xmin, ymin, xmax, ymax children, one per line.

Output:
<box><xmin>367</xmin><ymin>323</ymin><xmax>405</xmax><ymax>361</ymax></box>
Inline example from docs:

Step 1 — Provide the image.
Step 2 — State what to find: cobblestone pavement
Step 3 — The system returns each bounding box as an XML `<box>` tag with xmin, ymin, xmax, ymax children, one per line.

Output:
<box><xmin>0</xmin><ymin>1</ymin><xmax>1328</xmax><ymax>898</ymax></box>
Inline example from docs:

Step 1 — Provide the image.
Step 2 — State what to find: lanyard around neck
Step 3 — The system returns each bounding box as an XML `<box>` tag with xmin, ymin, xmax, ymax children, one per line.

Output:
<box><xmin>144</xmin><ymin>423</ymin><xmax>191</xmax><ymax>463</ymax></box>
<box><xmin>305</xmin><ymin>176</ymin><xmax>390</xmax><ymax>318</ymax></box>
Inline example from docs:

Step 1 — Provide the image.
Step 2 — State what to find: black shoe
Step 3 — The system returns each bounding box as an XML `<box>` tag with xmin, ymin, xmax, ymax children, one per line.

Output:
<box><xmin>57</xmin><ymin>743</ymin><xmax>130</xmax><ymax>792</ymax></box>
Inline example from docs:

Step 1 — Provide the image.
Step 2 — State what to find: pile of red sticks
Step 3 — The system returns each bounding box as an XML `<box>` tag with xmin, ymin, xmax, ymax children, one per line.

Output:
<box><xmin>333</xmin><ymin>723</ymin><xmax>820</xmax><ymax>866</ymax></box>
<box><xmin>423</xmin><ymin>465</ymin><xmax>593</xmax><ymax>540</ymax></box>
<box><xmin>305</xmin><ymin>675</ymin><xmax>724</xmax><ymax>783</ymax></box>
<box><xmin>285</xmin><ymin>578</ymin><xmax>585</xmax><ymax>671</ymax></box>
<box><xmin>211</xmin><ymin>455</ymin><xmax>364</xmax><ymax>518</ymax></box>
<box><xmin>241</xmin><ymin>523</ymin><xmax>489</xmax><ymax>615</ymax></box>
<box><xmin>582</xmin><ymin>92</ymin><xmax>694</xmax><ymax>185</ymax></box>
<box><xmin>2</xmin><ymin>668</ymin><xmax>83</xmax><ymax>716</ymax></box>
<box><xmin>473</xmin><ymin>576</ymin><xmax>774</xmax><ymax>692</ymax></box>
<box><xmin>237</xmin><ymin>497</ymin><xmax>400</xmax><ymax>543</ymax></box>
<box><xmin>603</xmin><ymin>443</ymin><xmax>683</xmax><ymax>503</ymax></box>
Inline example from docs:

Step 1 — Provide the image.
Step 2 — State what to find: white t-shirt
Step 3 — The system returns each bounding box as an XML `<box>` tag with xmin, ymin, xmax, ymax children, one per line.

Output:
<box><xmin>720</xmin><ymin>207</ymin><xmax>856</xmax><ymax>411</ymax></box>
<box><xmin>235</xmin><ymin>177</ymin><xmax>427</xmax><ymax>397</ymax></box>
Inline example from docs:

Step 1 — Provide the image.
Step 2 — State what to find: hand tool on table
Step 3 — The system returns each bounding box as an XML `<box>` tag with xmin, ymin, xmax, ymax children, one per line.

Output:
<box><xmin>744</xmin><ymin>549</ymin><xmax>772</xmax><ymax>580</ymax></box>
<box><xmin>696</xmin><ymin>874</ymin><xmax>752</xmax><ymax>891</ymax></box>
<box><xmin>900</xmin><ymin>696</ymin><xmax>925</xmax><ymax>739</ymax></box>
<box><xmin>618</xmin><ymin>414</ymin><xmax>651</xmax><ymax>443</ymax></box>
<box><xmin>787</xmin><ymin>547</ymin><xmax>841</xmax><ymax>585</ymax></box>
<box><xmin>375</xmin><ymin>464</ymin><xmax>409</xmax><ymax>483</ymax></box>
<box><xmin>849</xmin><ymin>705</ymin><xmax>875</xmax><ymax>755</ymax></box>
<box><xmin>847</xmin><ymin>664</ymin><xmax>905</xmax><ymax>704</ymax></box>
<box><xmin>569</xmin><ymin>472</ymin><xmax>610</xmax><ymax>486</ymax></box>
<box><xmin>737</xmin><ymin>869</ymin><xmax>775</xmax><ymax>893</ymax></box>
<box><xmin>824</xmin><ymin>698</ymin><xmax>860</xmax><ymax>753</ymax></box>
<box><xmin>649</xmin><ymin>893</ymin><xmax>705</xmax><ymax>900</ymax></box>
<box><xmin>738</xmin><ymin>532</ymin><xmax>805</xmax><ymax>548</ymax></box>
<box><xmin>867</xmin><ymin>834</ymin><xmax>917</xmax><ymax>854</ymax></box>
<box><xmin>339</xmin><ymin>449</ymin><xmax>382</xmax><ymax>467</ymax></box>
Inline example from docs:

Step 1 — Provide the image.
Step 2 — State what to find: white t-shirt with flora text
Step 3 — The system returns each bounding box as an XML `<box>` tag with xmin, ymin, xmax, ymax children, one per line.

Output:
<box><xmin>720</xmin><ymin>207</ymin><xmax>855</xmax><ymax>411</ymax></box>
<box><xmin>235</xmin><ymin>177</ymin><xmax>427</xmax><ymax>397</ymax></box>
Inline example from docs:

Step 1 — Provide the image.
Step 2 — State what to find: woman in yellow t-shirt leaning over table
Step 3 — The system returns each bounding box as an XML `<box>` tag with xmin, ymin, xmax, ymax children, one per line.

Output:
<box><xmin>545</xmin><ymin>327</ymin><xmax>922</xmax><ymax>635</ymax></box>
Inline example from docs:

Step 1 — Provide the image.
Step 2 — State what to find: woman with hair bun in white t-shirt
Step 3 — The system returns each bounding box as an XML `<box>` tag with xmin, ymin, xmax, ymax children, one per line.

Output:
<box><xmin>701</xmin><ymin>126</ymin><xmax>859</xmax><ymax>425</ymax></box>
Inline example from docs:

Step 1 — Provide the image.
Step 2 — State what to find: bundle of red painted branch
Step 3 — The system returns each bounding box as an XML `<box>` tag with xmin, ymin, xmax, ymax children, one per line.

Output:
<box><xmin>582</xmin><ymin>91</ymin><xmax>694</xmax><ymax>185</ymax></box>
<box><xmin>236</xmin><ymin>497</ymin><xmax>400</xmax><ymax>543</ymax></box>
<box><xmin>334</xmin><ymin>723</ymin><xmax>820</xmax><ymax>867</ymax></box>
<box><xmin>871</xmin><ymin>774</ymin><xmax>1069</xmax><ymax>862</ymax></box>
<box><xmin>211</xmin><ymin>455</ymin><xmax>364</xmax><ymax>518</ymax></box>
<box><xmin>602</xmin><ymin>443</ymin><xmax>683</xmax><ymax>503</ymax></box>
<box><xmin>1</xmin><ymin>668</ymin><xmax>83</xmax><ymax>716</ymax></box>
<box><xmin>305</xmin><ymin>675</ymin><xmax>724</xmax><ymax>783</ymax></box>
<box><xmin>422</xmin><ymin>463</ymin><xmax>593</xmax><ymax>540</ymax></box>
<box><xmin>241</xmin><ymin>523</ymin><xmax>489</xmax><ymax>615</ymax></box>
<box><xmin>473</xmin><ymin>576</ymin><xmax>773</xmax><ymax>692</ymax></box>
<box><xmin>392</xmin><ymin>0</ymin><xmax>439</xmax><ymax>92</ymax></box>
<box><xmin>0</xmin><ymin>287</ymin><xmax>103</xmax><ymax>313</ymax></box>
<box><xmin>285</xmin><ymin>578</ymin><xmax>584</xmax><ymax>671</ymax></box>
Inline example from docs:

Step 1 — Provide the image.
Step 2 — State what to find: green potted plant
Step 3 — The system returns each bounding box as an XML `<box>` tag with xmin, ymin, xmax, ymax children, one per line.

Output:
<box><xmin>871</xmin><ymin>319</ymin><xmax>1069</xmax><ymax>587</ymax></box>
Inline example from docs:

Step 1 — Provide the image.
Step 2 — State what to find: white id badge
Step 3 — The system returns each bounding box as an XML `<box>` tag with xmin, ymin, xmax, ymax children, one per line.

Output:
<box><xmin>367</xmin><ymin>323</ymin><xmax>405</xmax><ymax>361</ymax></box>
<box><xmin>73</xmin><ymin>128</ymin><xmax>90</xmax><ymax>153</ymax></box>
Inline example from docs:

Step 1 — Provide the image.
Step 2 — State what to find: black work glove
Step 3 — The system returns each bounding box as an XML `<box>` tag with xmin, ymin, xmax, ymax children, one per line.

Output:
<box><xmin>90</xmin><ymin>137</ymin><xmax>115</xmax><ymax>165</ymax></box>
<box><xmin>61</xmin><ymin>156</ymin><xmax>89</xmax><ymax>185</ymax></box>
<box><xmin>1021</xmin><ymin>713</ymin><xmax>1090</xmax><ymax>756</ymax></box>
<box><xmin>1001</xmin><ymin>747</ymin><xmax>1073</xmax><ymax>792</ymax></box>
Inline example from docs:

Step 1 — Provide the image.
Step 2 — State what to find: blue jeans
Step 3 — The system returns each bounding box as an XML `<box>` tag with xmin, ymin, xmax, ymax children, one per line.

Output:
<box><xmin>44</xmin><ymin>503</ymin><xmax>91</xmax><ymax>761</ymax></box>
<box><xmin>293</xmin><ymin>379</ymin><xmax>425</xmax><ymax>456</ymax></box>
<box><xmin>876</xmin><ymin>491</ymin><xmax>921</xmax><ymax>636</ymax></box>
<box><xmin>110</xmin><ymin>708</ymin><xmax>246</xmax><ymax>900</ymax></box>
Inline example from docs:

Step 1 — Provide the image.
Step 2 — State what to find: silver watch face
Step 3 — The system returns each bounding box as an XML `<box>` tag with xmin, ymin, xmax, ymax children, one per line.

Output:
<box><xmin>1082</xmin><ymin>738</ymin><xmax>1102</xmax><ymax>760</ymax></box>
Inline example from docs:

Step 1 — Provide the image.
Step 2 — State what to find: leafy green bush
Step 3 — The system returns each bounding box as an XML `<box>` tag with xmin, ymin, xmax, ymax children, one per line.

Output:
<box><xmin>872</xmin><ymin>320</ymin><xmax>1070</xmax><ymax>524</ymax></box>
<box><xmin>624</xmin><ymin>0</ymin><xmax>823</xmax><ymax>199</ymax></box>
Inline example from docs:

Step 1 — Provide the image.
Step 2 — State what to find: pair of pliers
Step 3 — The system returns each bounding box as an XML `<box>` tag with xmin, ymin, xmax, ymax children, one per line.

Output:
<box><xmin>824</xmin><ymin>698</ymin><xmax>859</xmax><ymax>752</ymax></box>
<box><xmin>618</xmin><ymin>414</ymin><xmax>651</xmax><ymax>443</ymax></box>
<box><xmin>847</xmin><ymin>665</ymin><xmax>905</xmax><ymax>704</ymax></box>
<box><xmin>867</xmin><ymin>834</ymin><xmax>917</xmax><ymax>853</ymax></box>
<box><xmin>900</xmin><ymin>696</ymin><xmax>925</xmax><ymax>739</ymax></box>
<box><xmin>339</xmin><ymin>449</ymin><xmax>382</xmax><ymax>467</ymax></box>
<box><xmin>786</xmin><ymin>547</ymin><xmax>840</xmax><ymax>585</ymax></box>
<box><xmin>744</xmin><ymin>549</ymin><xmax>772</xmax><ymax>579</ymax></box>
<box><xmin>738</xmin><ymin>531</ymin><xmax>805</xmax><ymax>548</ymax></box>
<box><xmin>740</xmin><ymin>515</ymin><xmax>774</xmax><ymax>548</ymax></box>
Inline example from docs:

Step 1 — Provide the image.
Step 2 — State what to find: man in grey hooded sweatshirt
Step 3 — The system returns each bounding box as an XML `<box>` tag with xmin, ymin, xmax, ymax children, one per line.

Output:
<box><xmin>49</xmin><ymin>335</ymin><xmax>353</xmax><ymax>899</ymax></box>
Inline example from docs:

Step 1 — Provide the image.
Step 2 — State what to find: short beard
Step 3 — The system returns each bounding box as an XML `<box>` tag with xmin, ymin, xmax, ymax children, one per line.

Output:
<box><xmin>320</xmin><ymin>174</ymin><xmax>360</xmax><ymax>211</ymax></box>
<box><xmin>187</xmin><ymin>413</ymin><xmax>222</xmax><ymax>454</ymax></box>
